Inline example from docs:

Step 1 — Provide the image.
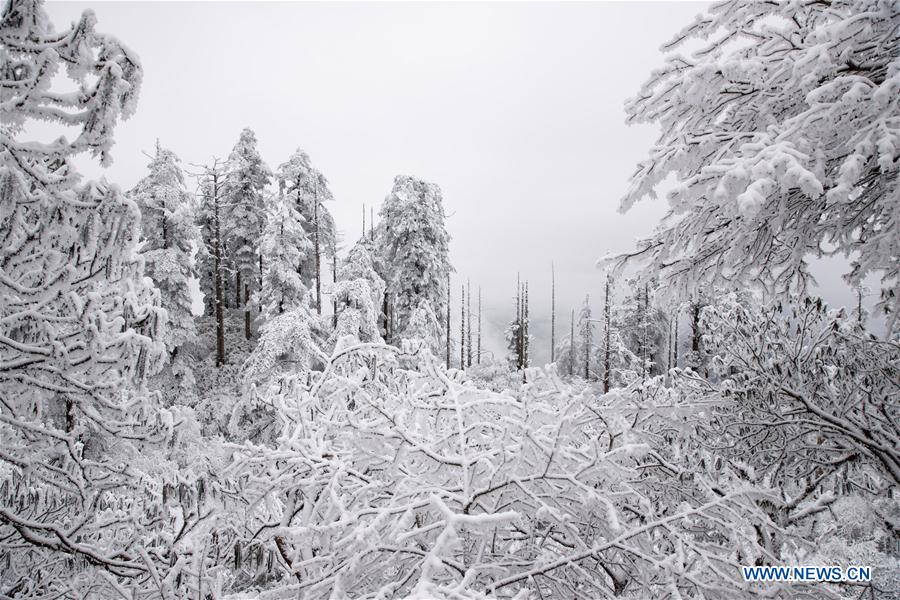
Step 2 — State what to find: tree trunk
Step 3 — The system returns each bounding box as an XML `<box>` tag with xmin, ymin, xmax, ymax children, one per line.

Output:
<box><xmin>244</xmin><ymin>283</ymin><xmax>251</xmax><ymax>340</ymax></box>
<box><xmin>523</xmin><ymin>281</ymin><xmax>529</xmax><ymax>369</ymax></box>
<box><xmin>673</xmin><ymin>309</ymin><xmax>678</xmax><ymax>369</ymax></box>
<box><xmin>446</xmin><ymin>274</ymin><xmax>451</xmax><ymax>369</ymax></box>
<box><xmin>570</xmin><ymin>309</ymin><xmax>575</xmax><ymax>377</ymax></box>
<box><xmin>603</xmin><ymin>276</ymin><xmax>611</xmax><ymax>393</ymax></box>
<box><xmin>460</xmin><ymin>284</ymin><xmax>465</xmax><ymax>369</ymax></box>
<box><xmin>466</xmin><ymin>280</ymin><xmax>472</xmax><ymax>368</ymax></box>
<box><xmin>313</xmin><ymin>187</ymin><xmax>322</xmax><ymax>315</ymax></box>
<box><xmin>382</xmin><ymin>292</ymin><xmax>390</xmax><ymax>342</ymax></box>
<box><xmin>235</xmin><ymin>271</ymin><xmax>242</xmax><ymax>309</ymax></box>
<box><xmin>477</xmin><ymin>286</ymin><xmax>482</xmax><ymax>365</ymax></box>
<box><xmin>332</xmin><ymin>246</ymin><xmax>338</xmax><ymax>328</ymax></box>
<box><xmin>551</xmin><ymin>263</ymin><xmax>556</xmax><ymax>362</ymax></box>
<box><xmin>214</xmin><ymin>173</ymin><xmax>225</xmax><ymax>366</ymax></box>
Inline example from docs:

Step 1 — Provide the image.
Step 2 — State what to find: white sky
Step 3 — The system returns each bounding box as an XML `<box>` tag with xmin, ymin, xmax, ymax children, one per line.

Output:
<box><xmin>43</xmin><ymin>1</ymin><xmax>874</xmax><ymax>363</ymax></box>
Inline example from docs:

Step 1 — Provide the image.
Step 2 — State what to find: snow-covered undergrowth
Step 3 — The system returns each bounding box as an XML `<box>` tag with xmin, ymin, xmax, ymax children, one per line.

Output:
<box><xmin>191</xmin><ymin>342</ymin><xmax>823</xmax><ymax>599</ymax></box>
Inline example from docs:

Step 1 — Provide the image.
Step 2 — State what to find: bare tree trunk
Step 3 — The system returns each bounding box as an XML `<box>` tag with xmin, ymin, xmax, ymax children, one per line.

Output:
<box><xmin>641</xmin><ymin>284</ymin><xmax>649</xmax><ymax>381</ymax></box>
<box><xmin>515</xmin><ymin>276</ymin><xmax>522</xmax><ymax>370</ymax></box>
<box><xmin>244</xmin><ymin>283</ymin><xmax>251</xmax><ymax>340</ymax></box>
<box><xmin>446</xmin><ymin>274</ymin><xmax>451</xmax><ymax>369</ymax></box>
<box><xmin>604</xmin><ymin>276</ymin><xmax>611</xmax><ymax>392</ymax></box>
<box><xmin>258</xmin><ymin>254</ymin><xmax>264</xmax><ymax>313</ymax></box>
<box><xmin>477</xmin><ymin>286</ymin><xmax>482</xmax><ymax>365</ymax></box>
<box><xmin>523</xmin><ymin>281</ymin><xmax>529</xmax><ymax>380</ymax></box>
<box><xmin>313</xmin><ymin>184</ymin><xmax>322</xmax><ymax>315</ymax></box>
<box><xmin>213</xmin><ymin>170</ymin><xmax>225</xmax><ymax>366</ymax></box>
<box><xmin>469</xmin><ymin>281</ymin><xmax>474</xmax><ymax>367</ymax></box>
<box><xmin>362</xmin><ymin>203</ymin><xmax>366</xmax><ymax>239</ymax></box>
<box><xmin>583</xmin><ymin>297</ymin><xmax>590</xmax><ymax>380</ymax></box>
<box><xmin>235</xmin><ymin>271</ymin><xmax>242</xmax><ymax>309</ymax></box>
<box><xmin>382</xmin><ymin>292</ymin><xmax>389</xmax><ymax>341</ymax></box>
<box><xmin>222</xmin><ymin>241</ymin><xmax>229</xmax><ymax>310</ymax></box>
<box><xmin>332</xmin><ymin>241</ymin><xmax>338</xmax><ymax>328</ymax></box>
<box><xmin>570</xmin><ymin>308</ymin><xmax>575</xmax><ymax>377</ymax></box>
<box><xmin>673</xmin><ymin>308</ymin><xmax>678</xmax><ymax>369</ymax></box>
<box><xmin>551</xmin><ymin>263</ymin><xmax>556</xmax><ymax>362</ymax></box>
<box><xmin>460</xmin><ymin>284</ymin><xmax>465</xmax><ymax>369</ymax></box>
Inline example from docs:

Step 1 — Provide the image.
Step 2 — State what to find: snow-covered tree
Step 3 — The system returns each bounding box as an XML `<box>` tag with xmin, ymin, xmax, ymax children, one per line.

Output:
<box><xmin>330</xmin><ymin>278</ymin><xmax>382</xmax><ymax>346</ymax></box>
<box><xmin>224</xmin><ymin>346</ymin><xmax>815</xmax><ymax>599</ymax></box>
<box><xmin>0</xmin><ymin>0</ymin><xmax>174</xmax><ymax>593</ymax></box>
<box><xmin>376</xmin><ymin>175</ymin><xmax>452</xmax><ymax>339</ymax></box>
<box><xmin>243</xmin><ymin>304</ymin><xmax>327</xmax><ymax>384</ymax></box>
<box><xmin>195</xmin><ymin>158</ymin><xmax>228</xmax><ymax>365</ymax></box>
<box><xmin>615</xmin><ymin>281</ymin><xmax>668</xmax><ymax>378</ymax></box>
<box><xmin>578</xmin><ymin>295</ymin><xmax>595</xmax><ymax>379</ymax></box>
<box><xmin>701</xmin><ymin>293</ymin><xmax>900</xmax><ymax>488</ymax></box>
<box><xmin>339</xmin><ymin>239</ymin><xmax>386</xmax><ymax>310</ymax></box>
<box><xmin>258</xmin><ymin>190</ymin><xmax>312</xmax><ymax>320</ymax></box>
<box><xmin>130</xmin><ymin>142</ymin><xmax>198</xmax><ymax>353</ymax></box>
<box><xmin>276</xmin><ymin>148</ymin><xmax>337</xmax><ymax>314</ymax></box>
<box><xmin>401</xmin><ymin>299</ymin><xmax>442</xmax><ymax>354</ymax></box>
<box><xmin>611</xmin><ymin>0</ymin><xmax>900</xmax><ymax>335</ymax></box>
<box><xmin>330</xmin><ymin>240</ymin><xmax>386</xmax><ymax>347</ymax></box>
<box><xmin>223</xmin><ymin>127</ymin><xmax>271</xmax><ymax>339</ymax></box>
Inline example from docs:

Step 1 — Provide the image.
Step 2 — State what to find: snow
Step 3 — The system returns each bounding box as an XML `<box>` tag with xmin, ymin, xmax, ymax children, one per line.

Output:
<box><xmin>2</xmin><ymin>0</ymin><xmax>898</xmax><ymax>598</ymax></box>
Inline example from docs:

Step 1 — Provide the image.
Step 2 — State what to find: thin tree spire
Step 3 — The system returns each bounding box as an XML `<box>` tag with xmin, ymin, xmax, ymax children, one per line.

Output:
<box><xmin>460</xmin><ymin>283</ymin><xmax>466</xmax><ymax>368</ymax></box>
<box><xmin>466</xmin><ymin>279</ymin><xmax>472</xmax><ymax>367</ymax></box>
<box><xmin>446</xmin><ymin>273</ymin><xmax>451</xmax><ymax>369</ymax></box>
<box><xmin>477</xmin><ymin>286</ymin><xmax>482</xmax><ymax>365</ymax></box>
<box><xmin>551</xmin><ymin>262</ymin><xmax>556</xmax><ymax>363</ymax></box>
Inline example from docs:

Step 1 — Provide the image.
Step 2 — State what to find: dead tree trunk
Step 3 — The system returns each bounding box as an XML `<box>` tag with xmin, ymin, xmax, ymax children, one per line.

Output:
<box><xmin>551</xmin><ymin>263</ymin><xmax>556</xmax><ymax>362</ymax></box>
<box><xmin>477</xmin><ymin>286</ymin><xmax>482</xmax><ymax>365</ymax></box>
<box><xmin>603</xmin><ymin>276</ymin><xmax>611</xmax><ymax>393</ymax></box>
<box><xmin>313</xmin><ymin>183</ymin><xmax>322</xmax><ymax>315</ymax></box>
<box><xmin>466</xmin><ymin>280</ymin><xmax>472</xmax><ymax>368</ymax></box>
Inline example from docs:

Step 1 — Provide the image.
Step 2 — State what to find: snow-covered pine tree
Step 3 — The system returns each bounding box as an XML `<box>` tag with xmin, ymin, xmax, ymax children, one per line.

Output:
<box><xmin>611</xmin><ymin>0</ymin><xmax>900</xmax><ymax>336</ymax></box>
<box><xmin>332</xmin><ymin>239</ymin><xmax>386</xmax><ymax>345</ymax></box>
<box><xmin>276</xmin><ymin>148</ymin><xmax>337</xmax><ymax>314</ymax></box>
<box><xmin>615</xmin><ymin>280</ymin><xmax>668</xmax><ymax>378</ymax></box>
<box><xmin>339</xmin><ymin>239</ymin><xmax>386</xmax><ymax>310</ymax></box>
<box><xmin>223</xmin><ymin>127</ymin><xmax>271</xmax><ymax>340</ymax></box>
<box><xmin>195</xmin><ymin>158</ymin><xmax>228</xmax><ymax>365</ymax></box>
<box><xmin>130</xmin><ymin>142</ymin><xmax>198</xmax><ymax>353</ymax></box>
<box><xmin>0</xmin><ymin>0</ymin><xmax>171</xmax><ymax>592</ymax></box>
<box><xmin>258</xmin><ymin>189</ymin><xmax>312</xmax><ymax>319</ymax></box>
<box><xmin>376</xmin><ymin>175</ymin><xmax>452</xmax><ymax>339</ymax></box>
<box><xmin>401</xmin><ymin>299</ymin><xmax>443</xmax><ymax>355</ymax></box>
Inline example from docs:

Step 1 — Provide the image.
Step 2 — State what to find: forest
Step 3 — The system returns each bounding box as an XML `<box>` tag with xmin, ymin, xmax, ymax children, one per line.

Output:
<box><xmin>1</xmin><ymin>0</ymin><xmax>898</xmax><ymax>598</ymax></box>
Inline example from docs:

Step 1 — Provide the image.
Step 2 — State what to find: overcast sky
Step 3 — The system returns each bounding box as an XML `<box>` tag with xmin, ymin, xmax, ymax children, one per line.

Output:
<box><xmin>44</xmin><ymin>1</ymin><xmax>875</xmax><ymax>363</ymax></box>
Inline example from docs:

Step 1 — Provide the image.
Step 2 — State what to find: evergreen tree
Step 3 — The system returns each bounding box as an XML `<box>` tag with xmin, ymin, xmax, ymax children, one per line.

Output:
<box><xmin>195</xmin><ymin>158</ymin><xmax>228</xmax><ymax>365</ymax></box>
<box><xmin>130</xmin><ymin>142</ymin><xmax>198</xmax><ymax>353</ymax></box>
<box><xmin>258</xmin><ymin>190</ymin><xmax>313</xmax><ymax>320</ymax></box>
<box><xmin>223</xmin><ymin>128</ymin><xmax>271</xmax><ymax>339</ymax></box>
<box><xmin>276</xmin><ymin>149</ymin><xmax>337</xmax><ymax>314</ymax></box>
<box><xmin>616</xmin><ymin>280</ymin><xmax>668</xmax><ymax>378</ymax></box>
<box><xmin>376</xmin><ymin>175</ymin><xmax>452</xmax><ymax>339</ymax></box>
